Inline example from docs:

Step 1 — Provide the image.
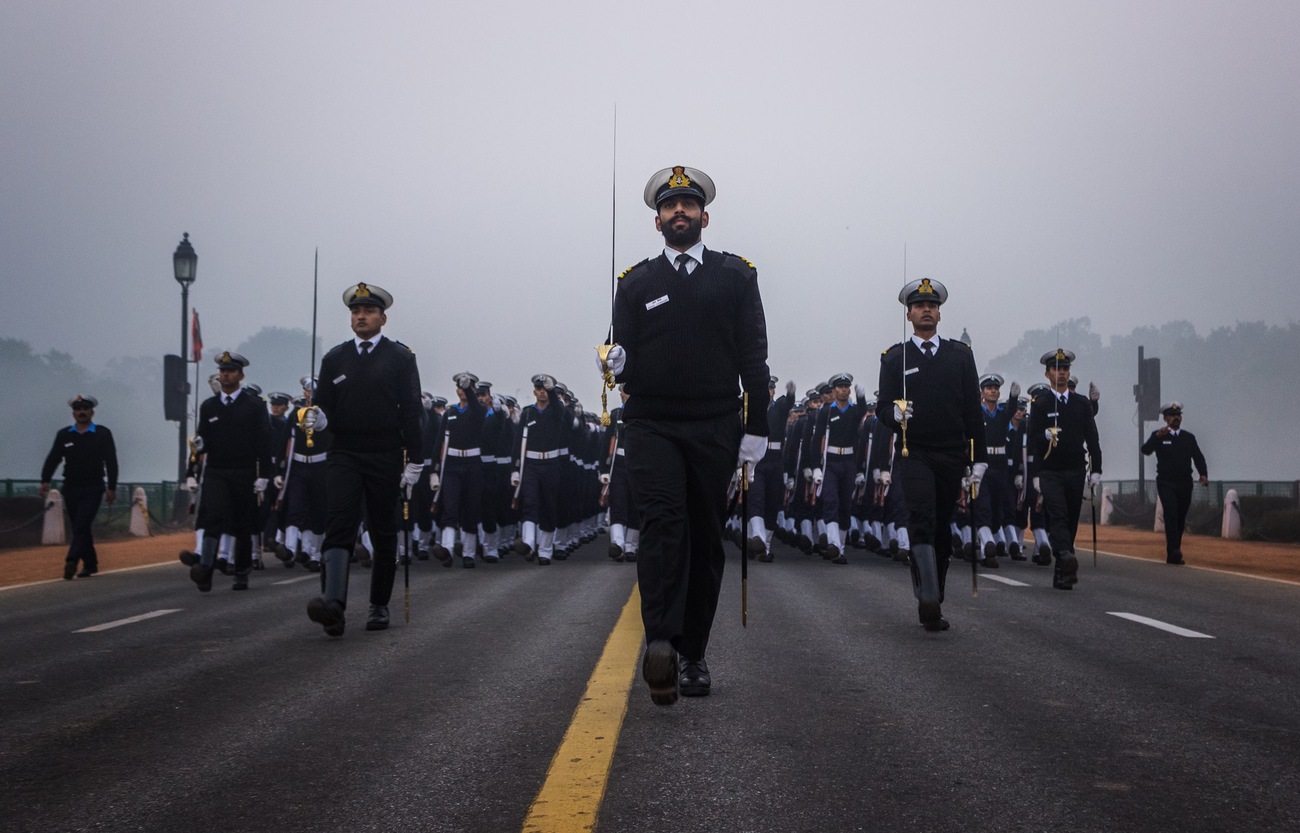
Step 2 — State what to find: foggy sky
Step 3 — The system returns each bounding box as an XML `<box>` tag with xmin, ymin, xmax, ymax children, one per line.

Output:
<box><xmin>3</xmin><ymin>2</ymin><xmax>1299</xmax><ymax>473</ymax></box>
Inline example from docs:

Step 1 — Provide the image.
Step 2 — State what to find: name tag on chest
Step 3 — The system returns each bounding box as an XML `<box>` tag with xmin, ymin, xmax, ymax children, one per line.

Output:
<box><xmin>904</xmin><ymin>367</ymin><xmax>919</xmax><ymax>376</ymax></box>
<box><xmin>333</xmin><ymin>374</ymin><xmax>346</xmax><ymax>384</ymax></box>
<box><xmin>65</xmin><ymin>442</ymin><xmax>75</xmax><ymax>447</ymax></box>
<box><xmin>208</xmin><ymin>416</ymin><xmax>220</xmax><ymax>423</ymax></box>
<box><xmin>645</xmin><ymin>295</ymin><xmax>669</xmax><ymax>311</ymax></box>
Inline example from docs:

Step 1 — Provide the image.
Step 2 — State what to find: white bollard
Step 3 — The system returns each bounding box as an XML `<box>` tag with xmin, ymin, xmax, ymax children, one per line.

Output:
<box><xmin>1222</xmin><ymin>488</ymin><xmax>1241</xmax><ymax>540</ymax></box>
<box><xmin>129</xmin><ymin>487</ymin><xmax>150</xmax><ymax>537</ymax></box>
<box><xmin>42</xmin><ymin>489</ymin><xmax>66</xmax><ymax>545</ymax></box>
<box><xmin>1154</xmin><ymin>495</ymin><xmax>1165</xmax><ymax>533</ymax></box>
<box><xmin>1100</xmin><ymin>486</ymin><xmax>1113</xmax><ymax>526</ymax></box>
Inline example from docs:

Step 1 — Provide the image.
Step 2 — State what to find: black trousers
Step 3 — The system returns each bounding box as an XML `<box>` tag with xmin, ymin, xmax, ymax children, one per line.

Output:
<box><xmin>323</xmin><ymin>448</ymin><xmax>402</xmax><ymax>606</ymax></box>
<box><xmin>607</xmin><ymin>454</ymin><xmax>639</xmax><ymax>529</ymax></box>
<box><xmin>820</xmin><ymin>455</ymin><xmax>857</xmax><ymax>527</ymax></box>
<box><xmin>1039</xmin><ymin>468</ymin><xmax>1085</xmax><ymax>557</ymax></box>
<box><xmin>440</xmin><ymin>456</ymin><xmax>483</xmax><ymax>532</ymax></box>
<box><xmin>625</xmin><ymin>413</ymin><xmax>740</xmax><ymax>662</ymax></box>
<box><xmin>895</xmin><ymin>447</ymin><xmax>964</xmax><ymax>559</ymax></box>
<box><xmin>63</xmin><ymin>484</ymin><xmax>104</xmax><ymax>571</ymax></box>
<box><xmin>285</xmin><ymin>462</ymin><xmax>327</xmax><ymax>534</ymax></box>
<box><xmin>520</xmin><ymin>458</ymin><xmax>562</xmax><ymax>530</ymax></box>
<box><xmin>972</xmin><ymin>461</ymin><xmax>1015</xmax><ymax>529</ymax></box>
<box><xmin>1157</xmin><ymin>479</ymin><xmax>1193</xmax><ymax>559</ymax></box>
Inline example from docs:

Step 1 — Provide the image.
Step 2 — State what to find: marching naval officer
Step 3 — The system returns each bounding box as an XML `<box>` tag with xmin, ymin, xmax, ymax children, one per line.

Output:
<box><xmin>1029</xmin><ymin>349</ymin><xmax>1102</xmax><ymax>590</ymax></box>
<box><xmin>301</xmin><ymin>283</ymin><xmax>424</xmax><ymax>635</ymax></box>
<box><xmin>40</xmin><ymin>395</ymin><xmax>119</xmax><ymax>579</ymax></box>
<box><xmin>1141</xmin><ymin>402</ymin><xmax>1208</xmax><ymax>565</ymax></box>
<box><xmin>601</xmin><ymin>165</ymin><xmax>771</xmax><ymax>705</ymax></box>
<box><xmin>877</xmin><ymin>278</ymin><xmax>986</xmax><ymax>631</ymax></box>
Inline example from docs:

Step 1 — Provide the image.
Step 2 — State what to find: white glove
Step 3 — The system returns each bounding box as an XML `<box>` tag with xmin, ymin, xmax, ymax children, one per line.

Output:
<box><xmin>1014</xmin><ymin>474</ymin><xmax>1024</xmax><ymax>489</ymax></box>
<box><xmin>786</xmin><ymin>381</ymin><xmax>796</xmax><ymax>396</ymax></box>
<box><xmin>429</xmin><ymin>473</ymin><xmax>440</xmax><ymax>491</ymax></box>
<box><xmin>802</xmin><ymin>467</ymin><xmax>812</xmax><ymax>480</ymax></box>
<box><xmin>184</xmin><ymin>476</ymin><xmax>198</xmax><ymax>492</ymax></box>
<box><xmin>1089</xmin><ymin>472</ymin><xmax>1102</xmax><ymax>488</ymax></box>
<box><xmin>970</xmin><ymin>462</ymin><xmax>987</xmax><ymax>484</ymax></box>
<box><xmin>253</xmin><ymin>478</ymin><xmax>269</xmax><ymax>494</ymax></box>
<box><xmin>880</xmin><ymin>471</ymin><xmax>892</xmax><ymax>487</ymax></box>
<box><xmin>1088</xmin><ymin>382</ymin><xmax>1100</xmax><ymax>401</ymax></box>
<box><xmin>190</xmin><ymin>436</ymin><xmax>204</xmax><ymax>453</ymax></box>
<box><xmin>893</xmin><ymin>401</ymin><xmax>913</xmax><ymax>422</ymax></box>
<box><xmin>599</xmin><ymin>473</ymin><xmax>610</xmax><ymax>485</ymax></box>
<box><xmin>597</xmin><ymin>345</ymin><xmax>627</xmax><ymax>375</ymax></box>
<box><xmin>854</xmin><ymin>473</ymin><xmax>866</xmax><ymax>487</ymax></box>
<box><xmin>738</xmin><ymin>434</ymin><xmax>767</xmax><ymax>468</ymax></box>
<box><xmin>1008</xmin><ymin>381</ymin><xmax>1021</xmax><ymax>400</ymax></box>
<box><xmin>1032</xmin><ymin>477</ymin><xmax>1041</xmax><ymax>493</ymax></box>
<box><xmin>303</xmin><ymin>406</ymin><xmax>327</xmax><ymax>431</ymax></box>
<box><xmin>1045</xmin><ymin>428</ymin><xmax>1059</xmax><ymax>442</ymax></box>
<box><xmin>400</xmin><ymin>462</ymin><xmax>423</xmax><ymax>496</ymax></box>
<box><xmin>273</xmin><ymin>475</ymin><xmax>284</xmax><ymax>490</ymax></box>
<box><xmin>510</xmin><ymin>471</ymin><xmax>520</xmax><ymax>488</ymax></box>
<box><xmin>784</xmin><ymin>475</ymin><xmax>794</xmax><ymax>490</ymax></box>
<box><xmin>854</xmin><ymin>384</ymin><xmax>865</xmax><ymax>401</ymax></box>
<box><xmin>872</xmin><ymin>468</ymin><xmax>882</xmax><ymax>483</ymax></box>
<box><xmin>812</xmin><ymin>468</ymin><xmax>823</xmax><ymax>485</ymax></box>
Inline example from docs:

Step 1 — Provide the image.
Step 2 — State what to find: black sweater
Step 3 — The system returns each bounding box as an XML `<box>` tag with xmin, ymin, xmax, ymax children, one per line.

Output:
<box><xmin>42</xmin><ymin>424</ymin><xmax>118</xmax><ymax>490</ymax></box>
<box><xmin>1141</xmin><ymin>429</ymin><xmax>1207</xmax><ymax>481</ymax></box>
<box><xmin>1028</xmin><ymin>389</ymin><xmax>1101</xmax><ymax>475</ymax></box>
<box><xmin>196</xmin><ymin>392</ymin><xmax>272</xmax><ymax>471</ymax></box>
<box><xmin>877</xmin><ymin>337</ymin><xmax>987</xmax><ymax>463</ymax></box>
<box><xmin>316</xmin><ymin>337</ymin><xmax>423</xmax><ymax>458</ymax></box>
<box><xmin>611</xmin><ymin>249</ymin><xmax>771</xmax><ymax>435</ymax></box>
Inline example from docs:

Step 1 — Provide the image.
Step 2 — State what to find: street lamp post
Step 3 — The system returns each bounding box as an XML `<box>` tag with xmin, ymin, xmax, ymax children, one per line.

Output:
<box><xmin>173</xmin><ymin>233</ymin><xmax>197</xmax><ymax>485</ymax></box>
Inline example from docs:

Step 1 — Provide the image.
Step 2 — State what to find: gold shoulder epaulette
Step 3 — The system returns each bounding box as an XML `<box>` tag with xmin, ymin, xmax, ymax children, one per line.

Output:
<box><xmin>618</xmin><ymin>258</ymin><xmax>651</xmax><ymax>280</ymax></box>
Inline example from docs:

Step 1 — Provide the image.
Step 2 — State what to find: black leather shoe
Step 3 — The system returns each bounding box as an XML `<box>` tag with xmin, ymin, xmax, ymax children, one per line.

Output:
<box><xmin>757</xmin><ymin>550</ymin><xmax>774</xmax><ymax>563</ymax></box>
<box><xmin>295</xmin><ymin>549</ymin><xmax>311</xmax><ymax>566</ymax></box>
<box><xmin>643</xmin><ymin>640</ymin><xmax>678</xmax><ymax>706</ymax></box>
<box><xmin>178</xmin><ymin>550</ymin><xmax>198</xmax><ymax>567</ymax></box>
<box><xmin>307</xmin><ymin>560</ymin><xmax>321</xmax><ymax>573</ymax></box>
<box><xmin>416</xmin><ymin>548</ymin><xmax>430</xmax><ymax>561</ymax></box>
<box><xmin>431</xmin><ymin>545</ymin><xmax>453</xmax><ymax>567</ymax></box>
<box><xmin>307</xmin><ymin>597</ymin><xmax>346</xmax><ymax>637</ymax></box>
<box><xmin>64</xmin><ymin>562</ymin><xmax>77</xmax><ymax>580</ymax></box>
<box><xmin>190</xmin><ymin>564</ymin><xmax>213</xmax><ymax>593</ymax></box>
<box><xmin>76</xmin><ymin>568</ymin><xmax>97</xmax><ymax>578</ymax></box>
<box><xmin>609</xmin><ymin>543</ymin><xmax>624</xmax><ymax>561</ymax></box>
<box><xmin>1009</xmin><ymin>542</ymin><xmax>1026</xmax><ymax>561</ymax></box>
<box><xmin>922</xmin><ymin>617</ymin><xmax>950</xmax><ymax>632</ymax></box>
<box><xmin>275</xmin><ymin>543</ymin><xmax>294</xmax><ymax>563</ymax></box>
<box><xmin>462</xmin><ymin>557</ymin><xmax>476</xmax><ymax>568</ymax></box>
<box><xmin>365</xmin><ymin>605</ymin><xmax>390</xmax><ymax>631</ymax></box>
<box><xmin>215</xmin><ymin>560</ymin><xmax>232</xmax><ymax>576</ymax></box>
<box><xmin>232</xmin><ymin>574</ymin><xmax>249</xmax><ymax>591</ymax></box>
<box><xmin>623</xmin><ymin>553</ymin><xmax>636</xmax><ymax>563</ymax></box>
<box><xmin>918</xmin><ymin>600</ymin><xmax>943</xmax><ymax>628</ymax></box>
<box><xmin>679</xmin><ymin>657</ymin><xmax>712</xmax><ymax>697</ymax></box>
<box><xmin>1057</xmin><ymin>551</ymin><xmax>1079</xmax><ymax>586</ymax></box>
<box><xmin>829</xmin><ymin>546</ymin><xmax>847</xmax><ymax>565</ymax></box>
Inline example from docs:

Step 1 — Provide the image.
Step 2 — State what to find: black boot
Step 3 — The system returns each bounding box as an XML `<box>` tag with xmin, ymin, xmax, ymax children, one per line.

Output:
<box><xmin>308</xmin><ymin>548</ymin><xmax>350</xmax><ymax>636</ymax></box>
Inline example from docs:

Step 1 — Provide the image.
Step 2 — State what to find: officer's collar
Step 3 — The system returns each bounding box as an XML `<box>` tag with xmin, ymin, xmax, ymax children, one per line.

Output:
<box><xmin>69</xmin><ymin>422</ymin><xmax>97</xmax><ymax>433</ymax></box>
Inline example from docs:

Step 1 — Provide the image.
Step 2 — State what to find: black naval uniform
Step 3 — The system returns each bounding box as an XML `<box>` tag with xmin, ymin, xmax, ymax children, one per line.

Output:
<box><xmin>813</xmin><ymin>392</ymin><xmax>868</xmax><ymax>560</ymax></box>
<box><xmin>516</xmin><ymin>391</ymin><xmax>571</xmax><ymax>561</ymax></box>
<box><xmin>315</xmin><ymin>334</ymin><xmax>423</xmax><ymax>616</ymax></box>
<box><xmin>745</xmin><ymin>388</ymin><xmax>793</xmax><ymax>557</ymax></box>
<box><xmin>1141</xmin><ymin>427</ymin><xmax>1207</xmax><ymax>563</ymax></box>
<box><xmin>439</xmin><ymin>383</ymin><xmax>487</xmax><ymax>560</ymax></box>
<box><xmin>195</xmin><ymin>389</ymin><xmax>273</xmax><ymax>579</ymax></box>
<box><xmin>1029</xmin><ymin>387</ymin><xmax>1101</xmax><ymax>586</ymax></box>
<box><xmin>613</xmin><ymin>247</ymin><xmax>770</xmax><ymax>666</ymax></box>
<box><xmin>878</xmin><ymin>336</ymin><xmax>985</xmax><ymax>626</ymax></box>
<box><xmin>972</xmin><ymin>391</ymin><xmax>1018</xmax><ymax>555</ymax></box>
<box><xmin>41</xmin><ymin>422</ymin><xmax>118</xmax><ymax>575</ymax></box>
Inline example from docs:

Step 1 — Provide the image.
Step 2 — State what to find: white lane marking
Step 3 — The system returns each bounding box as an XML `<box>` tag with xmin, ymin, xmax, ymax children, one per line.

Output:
<box><xmin>1095</xmin><ymin>549</ymin><xmax>1300</xmax><ymax>587</ymax></box>
<box><xmin>74</xmin><ymin>609</ymin><xmax>182</xmax><ymax>633</ymax></box>
<box><xmin>272</xmin><ymin>575</ymin><xmax>320</xmax><ymax>586</ymax></box>
<box><xmin>979</xmin><ymin>574</ymin><xmax>1030</xmax><ymax>587</ymax></box>
<box><xmin>1106</xmin><ymin>612</ymin><xmax>1214</xmax><ymax>639</ymax></box>
<box><xmin>0</xmin><ymin>560</ymin><xmax>180</xmax><ymax>593</ymax></box>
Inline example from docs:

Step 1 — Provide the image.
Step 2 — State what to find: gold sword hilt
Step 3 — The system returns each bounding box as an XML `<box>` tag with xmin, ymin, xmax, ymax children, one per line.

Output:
<box><xmin>595</xmin><ymin>343</ymin><xmax>619</xmax><ymax>427</ymax></box>
<box><xmin>894</xmin><ymin>399</ymin><xmax>911</xmax><ymax>457</ymax></box>
<box><xmin>296</xmin><ymin>407</ymin><xmax>316</xmax><ymax>448</ymax></box>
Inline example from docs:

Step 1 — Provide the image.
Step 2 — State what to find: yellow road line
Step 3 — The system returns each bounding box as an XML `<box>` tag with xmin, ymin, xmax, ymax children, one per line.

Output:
<box><xmin>522</xmin><ymin>585</ymin><xmax>642</xmax><ymax>833</ymax></box>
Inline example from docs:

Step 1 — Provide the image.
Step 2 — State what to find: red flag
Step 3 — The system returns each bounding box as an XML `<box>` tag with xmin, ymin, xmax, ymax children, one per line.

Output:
<box><xmin>191</xmin><ymin>309</ymin><xmax>203</xmax><ymax>362</ymax></box>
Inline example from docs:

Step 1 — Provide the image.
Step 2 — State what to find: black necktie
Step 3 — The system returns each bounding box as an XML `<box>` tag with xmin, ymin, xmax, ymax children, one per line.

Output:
<box><xmin>359</xmin><ymin>341</ymin><xmax>372</xmax><ymax>355</ymax></box>
<box><xmin>921</xmin><ymin>341</ymin><xmax>934</xmax><ymax>359</ymax></box>
<box><xmin>675</xmin><ymin>253</ymin><xmax>691</xmax><ymax>276</ymax></box>
<box><xmin>223</xmin><ymin>395</ymin><xmax>232</xmax><ymax>406</ymax></box>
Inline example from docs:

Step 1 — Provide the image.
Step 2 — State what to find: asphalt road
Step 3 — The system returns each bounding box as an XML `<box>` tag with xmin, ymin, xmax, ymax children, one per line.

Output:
<box><xmin>2</xmin><ymin>539</ymin><xmax>1297</xmax><ymax>833</ymax></box>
